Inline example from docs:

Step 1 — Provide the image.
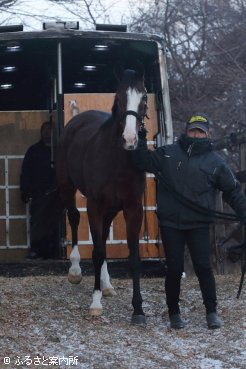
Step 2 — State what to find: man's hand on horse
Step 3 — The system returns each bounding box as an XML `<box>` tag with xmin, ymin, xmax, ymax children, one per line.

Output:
<box><xmin>138</xmin><ymin>126</ymin><xmax>148</xmax><ymax>140</ymax></box>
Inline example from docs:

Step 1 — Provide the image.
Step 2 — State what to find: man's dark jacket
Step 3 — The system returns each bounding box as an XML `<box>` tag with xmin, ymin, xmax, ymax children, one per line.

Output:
<box><xmin>20</xmin><ymin>140</ymin><xmax>55</xmax><ymax>199</ymax></box>
<box><xmin>132</xmin><ymin>134</ymin><xmax>246</xmax><ymax>229</ymax></box>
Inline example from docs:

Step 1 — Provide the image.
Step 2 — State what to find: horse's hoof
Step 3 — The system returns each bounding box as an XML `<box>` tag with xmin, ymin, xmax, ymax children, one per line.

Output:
<box><xmin>89</xmin><ymin>308</ymin><xmax>103</xmax><ymax>317</ymax></box>
<box><xmin>68</xmin><ymin>273</ymin><xmax>82</xmax><ymax>284</ymax></box>
<box><xmin>131</xmin><ymin>314</ymin><xmax>146</xmax><ymax>326</ymax></box>
<box><xmin>102</xmin><ymin>288</ymin><xmax>117</xmax><ymax>297</ymax></box>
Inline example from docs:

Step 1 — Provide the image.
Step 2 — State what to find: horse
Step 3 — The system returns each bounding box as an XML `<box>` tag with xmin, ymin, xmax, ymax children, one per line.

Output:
<box><xmin>56</xmin><ymin>68</ymin><xmax>148</xmax><ymax>324</ymax></box>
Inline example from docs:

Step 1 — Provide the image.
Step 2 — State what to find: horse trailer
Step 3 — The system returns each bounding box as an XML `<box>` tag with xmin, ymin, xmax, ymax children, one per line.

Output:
<box><xmin>0</xmin><ymin>22</ymin><xmax>173</xmax><ymax>262</ymax></box>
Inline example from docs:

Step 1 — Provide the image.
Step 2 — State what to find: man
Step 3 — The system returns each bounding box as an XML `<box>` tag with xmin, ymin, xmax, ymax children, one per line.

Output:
<box><xmin>132</xmin><ymin>113</ymin><xmax>246</xmax><ymax>329</ymax></box>
<box><xmin>20</xmin><ymin>121</ymin><xmax>59</xmax><ymax>259</ymax></box>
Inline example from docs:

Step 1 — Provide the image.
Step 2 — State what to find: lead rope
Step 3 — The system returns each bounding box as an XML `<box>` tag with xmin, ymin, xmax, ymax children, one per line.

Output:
<box><xmin>141</xmin><ymin>112</ymin><xmax>149</xmax><ymax>244</ymax></box>
<box><xmin>143</xmin><ymin>186</ymin><xmax>149</xmax><ymax>242</ymax></box>
<box><xmin>237</xmin><ymin>225</ymin><xmax>246</xmax><ymax>298</ymax></box>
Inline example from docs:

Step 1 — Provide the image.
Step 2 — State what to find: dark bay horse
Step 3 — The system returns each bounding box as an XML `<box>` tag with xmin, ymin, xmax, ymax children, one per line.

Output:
<box><xmin>56</xmin><ymin>69</ymin><xmax>148</xmax><ymax>324</ymax></box>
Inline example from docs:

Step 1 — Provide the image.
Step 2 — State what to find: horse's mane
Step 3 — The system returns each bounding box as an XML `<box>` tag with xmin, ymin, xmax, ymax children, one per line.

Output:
<box><xmin>101</xmin><ymin>116</ymin><xmax>115</xmax><ymax>130</ymax></box>
<box><xmin>111</xmin><ymin>97</ymin><xmax>118</xmax><ymax>118</ymax></box>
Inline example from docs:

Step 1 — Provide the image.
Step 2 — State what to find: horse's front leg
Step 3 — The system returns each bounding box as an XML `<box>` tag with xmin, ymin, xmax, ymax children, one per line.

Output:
<box><xmin>124</xmin><ymin>204</ymin><xmax>146</xmax><ymax>325</ymax></box>
<box><xmin>87</xmin><ymin>201</ymin><xmax>105</xmax><ymax>316</ymax></box>
<box><xmin>100</xmin><ymin>211</ymin><xmax>117</xmax><ymax>297</ymax></box>
<box><xmin>87</xmin><ymin>205</ymin><xmax>117</xmax><ymax>316</ymax></box>
<box><xmin>88</xmin><ymin>232</ymin><xmax>105</xmax><ymax>316</ymax></box>
<box><xmin>89</xmin><ymin>259</ymin><xmax>116</xmax><ymax>315</ymax></box>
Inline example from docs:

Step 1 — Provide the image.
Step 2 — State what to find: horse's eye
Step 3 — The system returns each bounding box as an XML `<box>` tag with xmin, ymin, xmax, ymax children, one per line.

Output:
<box><xmin>142</xmin><ymin>94</ymin><xmax>147</xmax><ymax>103</ymax></box>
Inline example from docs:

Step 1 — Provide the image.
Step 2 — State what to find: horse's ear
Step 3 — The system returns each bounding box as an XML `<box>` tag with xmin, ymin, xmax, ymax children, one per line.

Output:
<box><xmin>114</xmin><ymin>64</ymin><xmax>125</xmax><ymax>82</ymax></box>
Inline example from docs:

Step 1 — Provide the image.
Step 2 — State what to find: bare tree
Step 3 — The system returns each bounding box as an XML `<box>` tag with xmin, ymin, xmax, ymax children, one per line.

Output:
<box><xmin>129</xmin><ymin>0</ymin><xmax>246</xmax><ymax>172</ymax></box>
<box><xmin>0</xmin><ymin>0</ymin><xmax>18</xmax><ymax>6</ymax></box>
<box><xmin>0</xmin><ymin>0</ymin><xmax>128</xmax><ymax>30</ymax></box>
<box><xmin>47</xmin><ymin>0</ymin><xmax>114</xmax><ymax>26</ymax></box>
<box><xmin>130</xmin><ymin>1</ymin><xmax>246</xmax><ymax>141</ymax></box>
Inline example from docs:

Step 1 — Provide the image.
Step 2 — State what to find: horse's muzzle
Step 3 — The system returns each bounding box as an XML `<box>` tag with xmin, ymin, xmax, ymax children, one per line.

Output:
<box><xmin>123</xmin><ymin>139</ymin><xmax>138</xmax><ymax>151</ymax></box>
<box><xmin>122</xmin><ymin>130</ymin><xmax>138</xmax><ymax>150</ymax></box>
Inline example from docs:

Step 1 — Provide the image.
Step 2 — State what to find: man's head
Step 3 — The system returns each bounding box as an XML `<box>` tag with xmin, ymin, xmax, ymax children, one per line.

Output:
<box><xmin>186</xmin><ymin>113</ymin><xmax>211</xmax><ymax>138</ymax></box>
<box><xmin>40</xmin><ymin>121</ymin><xmax>52</xmax><ymax>146</ymax></box>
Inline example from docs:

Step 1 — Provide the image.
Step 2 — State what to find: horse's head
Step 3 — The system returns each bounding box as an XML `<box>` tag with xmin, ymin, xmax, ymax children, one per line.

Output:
<box><xmin>113</xmin><ymin>68</ymin><xmax>148</xmax><ymax>151</ymax></box>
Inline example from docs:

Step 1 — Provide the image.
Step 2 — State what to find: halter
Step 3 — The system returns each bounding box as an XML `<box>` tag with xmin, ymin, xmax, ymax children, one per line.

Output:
<box><xmin>118</xmin><ymin>87</ymin><xmax>148</xmax><ymax>129</ymax></box>
<box><xmin>122</xmin><ymin>110</ymin><xmax>146</xmax><ymax>126</ymax></box>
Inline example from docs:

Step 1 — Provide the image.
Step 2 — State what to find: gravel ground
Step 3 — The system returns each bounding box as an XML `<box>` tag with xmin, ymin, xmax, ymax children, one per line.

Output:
<box><xmin>0</xmin><ymin>270</ymin><xmax>245</xmax><ymax>369</ymax></box>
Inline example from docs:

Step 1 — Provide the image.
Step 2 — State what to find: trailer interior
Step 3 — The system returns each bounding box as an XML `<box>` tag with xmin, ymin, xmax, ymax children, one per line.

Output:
<box><xmin>0</xmin><ymin>25</ymin><xmax>164</xmax><ymax>111</ymax></box>
<box><xmin>0</xmin><ymin>24</ymin><xmax>171</xmax><ymax>262</ymax></box>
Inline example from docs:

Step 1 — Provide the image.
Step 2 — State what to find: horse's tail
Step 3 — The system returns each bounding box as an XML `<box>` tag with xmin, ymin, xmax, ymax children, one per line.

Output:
<box><xmin>31</xmin><ymin>189</ymin><xmax>65</xmax><ymax>241</ymax></box>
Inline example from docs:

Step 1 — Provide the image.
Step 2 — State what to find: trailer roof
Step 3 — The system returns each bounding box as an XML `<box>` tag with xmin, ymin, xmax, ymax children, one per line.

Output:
<box><xmin>0</xmin><ymin>29</ymin><xmax>164</xmax><ymax>110</ymax></box>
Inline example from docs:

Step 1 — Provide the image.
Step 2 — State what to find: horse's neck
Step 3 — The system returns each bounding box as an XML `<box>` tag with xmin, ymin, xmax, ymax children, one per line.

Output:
<box><xmin>96</xmin><ymin>115</ymin><xmax>130</xmax><ymax>169</ymax></box>
<box><xmin>111</xmin><ymin>97</ymin><xmax>123</xmax><ymax>130</ymax></box>
<box><xmin>101</xmin><ymin>113</ymin><xmax>122</xmax><ymax>142</ymax></box>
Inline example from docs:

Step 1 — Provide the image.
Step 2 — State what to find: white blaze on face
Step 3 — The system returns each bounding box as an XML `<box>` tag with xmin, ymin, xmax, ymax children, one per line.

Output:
<box><xmin>123</xmin><ymin>87</ymin><xmax>143</xmax><ymax>150</ymax></box>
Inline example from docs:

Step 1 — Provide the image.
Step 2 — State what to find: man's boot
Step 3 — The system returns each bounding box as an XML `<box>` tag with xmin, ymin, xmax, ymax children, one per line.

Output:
<box><xmin>169</xmin><ymin>314</ymin><xmax>186</xmax><ymax>329</ymax></box>
<box><xmin>206</xmin><ymin>312</ymin><xmax>222</xmax><ymax>329</ymax></box>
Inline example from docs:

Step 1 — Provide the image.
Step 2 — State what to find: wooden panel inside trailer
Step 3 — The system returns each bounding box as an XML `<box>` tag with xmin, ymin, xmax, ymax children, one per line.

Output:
<box><xmin>64</xmin><ymin>93</ymin><xmax>164</xmax><ymax>259</ymax></box>
<box><xmin>0</xmin><ymin>111</ymin><xmax>50</xmax><ymax>261</ymax></box>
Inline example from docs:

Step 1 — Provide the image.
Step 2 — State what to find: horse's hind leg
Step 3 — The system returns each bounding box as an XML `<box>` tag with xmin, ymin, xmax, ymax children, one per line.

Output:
<box><xmin>60</xmin><ymin>185</ymin><xmax>82</xmax><ymax>284</ymax></box>
<box><xmin>100</xmin><ymin>260</ymin><xmax>116</xmax><ymax>297</ymax></box>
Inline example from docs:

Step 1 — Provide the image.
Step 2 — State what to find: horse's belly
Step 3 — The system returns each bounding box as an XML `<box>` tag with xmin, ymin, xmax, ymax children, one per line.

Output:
<box><xmin>85</xmin><ymin>174</ymin><xmax>145</xmax><ymax>208</ymax></box>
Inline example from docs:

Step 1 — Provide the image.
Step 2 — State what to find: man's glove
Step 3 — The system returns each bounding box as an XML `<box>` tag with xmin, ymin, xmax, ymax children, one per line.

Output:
<box><xmin>138</xmin><ymin>127</ymin><xmax>148</xmax><ymax>140</ymax></box>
